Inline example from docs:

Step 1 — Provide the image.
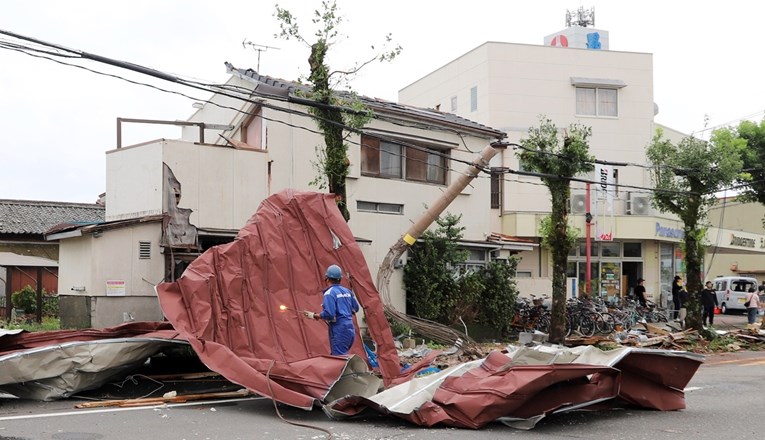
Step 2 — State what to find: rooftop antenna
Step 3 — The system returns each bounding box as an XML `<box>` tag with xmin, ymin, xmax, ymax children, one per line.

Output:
<box><xmin>242</xmin><ymin>40</ymin><xmax>280</xmax><ymax>72</ymax></box>
<box><xmin>566</xmin><ymin>6</ymin><xmax>595</xmax><ymax>28</ymax></box>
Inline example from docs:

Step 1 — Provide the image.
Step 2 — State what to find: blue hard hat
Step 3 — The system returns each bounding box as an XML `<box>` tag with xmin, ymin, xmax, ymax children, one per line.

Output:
<box><xmin>325</xmin><ymin>264</ymin><xmax>342</xmax><ymax>280</ymax></box>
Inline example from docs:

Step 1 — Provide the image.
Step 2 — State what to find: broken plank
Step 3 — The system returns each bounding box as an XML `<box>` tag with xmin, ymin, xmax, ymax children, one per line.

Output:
<box><xmin>641</xmin><ymin>322</ymin><xmax>671</xmax><ymax>335</ymax></box>
<box><xmin>146</xmin><ymin>371</ymin><xmax>223</xmax><ymax>381</ymax></box>
<box><xmin>75</xmin><ymin>389</ymin><xmax>251</xmax><ymax>409</ymax></box>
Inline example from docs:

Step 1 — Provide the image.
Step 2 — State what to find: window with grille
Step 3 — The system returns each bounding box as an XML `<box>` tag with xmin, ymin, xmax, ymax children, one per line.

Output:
<box><xmin>357</xmin><ymin>201</ymin><xmax>404</xmax><ymax>214</ymax></box>
<box><xmin>490</xmin><ymin>168</ymin><xmax>502</xmax><ymax>209</ymax></box>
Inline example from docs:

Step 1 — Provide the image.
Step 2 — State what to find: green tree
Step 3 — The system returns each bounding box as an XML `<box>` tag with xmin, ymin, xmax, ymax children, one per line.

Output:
<box><xmin>646</xmin><ymin>128</ymin><xmax>744</xmax><ymax>331</ymax></box>
<box><xmin>517</xmin><ymin>117</ymin><xmax>594</xmax><ymax>344</ymax></box>
<box><xmin>403</xmin><ymin>213</ymin><xmax>469</xmax><ymax>322</ymax></box>
<box><xmin>716</xmin><ymin>118</ymin><xmax>765</xmax><ymax>218</ymax></box>
<box><xmin>275</xmin><ymin>0</ymin><xmax>401</xmax><ymax>221</ymax></box>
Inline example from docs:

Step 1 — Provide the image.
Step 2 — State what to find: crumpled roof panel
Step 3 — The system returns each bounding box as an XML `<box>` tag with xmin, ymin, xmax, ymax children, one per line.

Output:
<box><xmin>153</xmin><ymin>189</ymin><xmax>705</xmax><ymax>430</ymax></box>
<box><xmin>156</xmin><ymin>190</ymin><xmax>402</xmax><ymax>408</ymax></box>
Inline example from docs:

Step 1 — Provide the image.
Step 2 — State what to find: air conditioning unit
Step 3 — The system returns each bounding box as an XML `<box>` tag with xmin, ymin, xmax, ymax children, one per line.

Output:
<box><xmin>570</xmin><ymin>193</ymin><xmax>587</xmax><ymax>214</ymax></box>
<box><xmin>490</xmin><ymin>249</ymin><xmax>510</xmax><ymax>260</ymax></box>
<box><xmin>627</xmin><ymin>193</ymin><xmax>651</xmax><ymax>215</ymax></box>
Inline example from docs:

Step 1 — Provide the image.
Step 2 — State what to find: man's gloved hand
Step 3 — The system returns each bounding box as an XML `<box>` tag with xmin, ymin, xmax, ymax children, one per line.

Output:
<box><xmin>303</xmin><ymin>311</ymin><xmax>316</xmax><ymax>320</ymax></box>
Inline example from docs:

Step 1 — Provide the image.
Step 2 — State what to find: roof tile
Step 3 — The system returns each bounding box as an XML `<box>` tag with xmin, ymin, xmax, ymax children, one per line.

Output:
<box><xmin>0</xmin><ymin>200</ymin><xmax>105</xmax><ymax>235</ymax></box>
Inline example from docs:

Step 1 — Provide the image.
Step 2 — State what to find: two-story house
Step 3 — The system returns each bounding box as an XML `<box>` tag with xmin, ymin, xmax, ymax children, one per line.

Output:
<box><xmin>50</xmin><ymin>64</ymin><xmax>535</xmax><ymax>328</ymax></box>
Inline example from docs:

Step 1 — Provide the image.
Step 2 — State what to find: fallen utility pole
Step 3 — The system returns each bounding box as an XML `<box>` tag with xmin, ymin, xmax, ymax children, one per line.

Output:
<box><xmin>376</xmin><ymin>144</ymin><xmax>498</xmax><ymax>354</ymax></box>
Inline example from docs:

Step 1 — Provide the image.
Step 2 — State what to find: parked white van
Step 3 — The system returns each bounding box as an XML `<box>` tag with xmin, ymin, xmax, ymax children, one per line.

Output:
<box><xmin>712</xmin><ymin>276</ymin><xmax>758</xmax><ymax>314</ymax></box>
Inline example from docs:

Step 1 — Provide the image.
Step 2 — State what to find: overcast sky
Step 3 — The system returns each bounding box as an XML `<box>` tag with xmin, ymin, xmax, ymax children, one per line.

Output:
<box><xmin>2</xmin><ymin>0</ymin><xmax>764</xmax><ymax>203</ymax></box>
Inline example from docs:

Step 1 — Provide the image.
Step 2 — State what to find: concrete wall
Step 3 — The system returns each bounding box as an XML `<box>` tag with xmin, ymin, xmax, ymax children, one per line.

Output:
<box><xmin>58</xmin><ymin>222</ymin><xmax>166</xmax><ymax>328</ymax></box>
<box><xmin>162</xmin><ymin>141</ymin><xmax>269</xmax><ymax>230</ymax></box>
<box><xmin>106</xmin><ymin>139</ymin><xmax>270</xmax><ymax>230</ymax></box>
<box><xmin>105</xmin><ymin>142</ymin><xmax>164</xmax><ymax>221</ymax></box>
<box><xmin>58</xmin><ymin>235</ymin><xmax>95</xmax><ymax>297</ymax></box>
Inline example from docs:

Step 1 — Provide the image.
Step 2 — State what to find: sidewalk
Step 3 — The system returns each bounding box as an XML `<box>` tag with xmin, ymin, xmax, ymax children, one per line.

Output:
<box><xmin>709</xmin><ymin>312</ymin><xmax>752</xmax><ymax>331</ymax></box>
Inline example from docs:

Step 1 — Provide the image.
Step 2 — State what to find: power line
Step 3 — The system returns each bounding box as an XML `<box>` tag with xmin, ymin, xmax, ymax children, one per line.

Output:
<box><xmin>0</xmin><ymin>29</ymin><xmax>496</xmax><ymax>174</ymax></box>
<box><xmin>3</xmin><ymin>29</ymin><xmax>761</xmax><ymax>204</ymax></box>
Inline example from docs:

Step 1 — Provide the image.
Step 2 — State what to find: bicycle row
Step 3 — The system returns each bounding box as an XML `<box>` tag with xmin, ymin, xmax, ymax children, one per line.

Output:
<box><xmin>511</xmin><ymin>295</ymin><xmax>670</xmax><ymax>337</ymax></box>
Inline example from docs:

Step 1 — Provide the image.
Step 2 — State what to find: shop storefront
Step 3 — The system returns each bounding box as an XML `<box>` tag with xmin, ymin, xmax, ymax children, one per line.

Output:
<box><xmin>566</xmin><ymin>240</ymin><xmax>645</xmax><ymax>300</ymax></box>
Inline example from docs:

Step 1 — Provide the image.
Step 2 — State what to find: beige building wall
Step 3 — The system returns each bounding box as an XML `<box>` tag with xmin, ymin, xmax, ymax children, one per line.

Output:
<box><xmin>401</xmin><ymin>41</ymin><xmax>655</xmax><ymax>215</ymax></box>
<box><xmin>399</xmin><ymin>37</ymin><xmax>693</xmax><ymax>301</ymax></box>
<box><xmin>106</xmin><ymin>140</ymin><xmax>270</xmax><ymax>230</ymax></box>
<box><xmin>705</xmin><ymin>200</ymin><xmax>765</xmax><ymax>282</ymax></box>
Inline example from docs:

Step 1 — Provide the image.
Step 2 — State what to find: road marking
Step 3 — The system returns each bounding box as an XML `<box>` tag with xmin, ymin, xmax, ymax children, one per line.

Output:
<box><xmin>0</xmin><ymin>396</ymin><xmax>266</xmax><ymax>422</ymax></box>
<box><xmin>683</xmin><ymin>387</ymin><xmax>702</xmax><ymax>392</ymax></box>
<box><xmin>707</xmin><ymin>356</ymin><xmax>765</xmax><ymax>366</ymax></box>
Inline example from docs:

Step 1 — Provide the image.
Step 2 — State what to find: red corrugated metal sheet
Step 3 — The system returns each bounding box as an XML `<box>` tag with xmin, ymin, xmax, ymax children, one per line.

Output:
<box><xmin>156</xmin><ymin>190</ymin><xmax>403</xmax><ymax>409</ymax></box>
<box><xmin>0</xmin><ymin>321</ymin><xmax>179</xmax><ymax>355</ymax></box>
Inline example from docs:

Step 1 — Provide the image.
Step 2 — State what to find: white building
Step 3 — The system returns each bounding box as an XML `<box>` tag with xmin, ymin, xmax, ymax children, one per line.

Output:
<box><xmin>399</xmin><ymin>21</ymin><xmax>765</xmax><ymax>302</ymax></box>
<box><xmin>50</xmin><ymin>66</ymin><xmax>535</xmax><ymax>328</ymax></box>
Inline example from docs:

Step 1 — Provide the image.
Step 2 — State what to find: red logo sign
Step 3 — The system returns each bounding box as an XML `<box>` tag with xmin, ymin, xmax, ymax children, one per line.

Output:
<box><xmin>550</xmin><ymin>35</ymin><xmax>569</xmax><ymax>47</ymax></box>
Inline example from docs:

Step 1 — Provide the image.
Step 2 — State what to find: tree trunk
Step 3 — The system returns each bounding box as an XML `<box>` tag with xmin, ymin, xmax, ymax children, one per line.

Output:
<box><xmin>548</xmin><ymin>187</ymin><xmax>570</xmax><ymax>344</ymax></box>
<box><xmin>684</xmin><ymin>191</ymin><xmax>703</xmax><ymax>330</ymax></box>
<box><xmin>309</xmin><ymin>41</ymin><xmax>351</xmax><ymax>221</ymax></box>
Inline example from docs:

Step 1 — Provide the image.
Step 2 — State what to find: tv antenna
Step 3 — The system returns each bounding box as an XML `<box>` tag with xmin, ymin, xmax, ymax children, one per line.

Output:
<box><xmin>566</xmin><ymin>6</ymin><xmax>595</xmax><ymax>28</ymax></box>
<box><xmin>242</xmin><ymin>40</ymin><xmax>280</xmax><ymax>72</ymax></box>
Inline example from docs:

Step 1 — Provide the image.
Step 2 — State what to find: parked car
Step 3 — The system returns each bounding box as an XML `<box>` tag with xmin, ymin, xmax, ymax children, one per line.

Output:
<box><xmin>712</xmin><ymin>276</ymin><xmax>758</xmax><ymax>314</ymax></box>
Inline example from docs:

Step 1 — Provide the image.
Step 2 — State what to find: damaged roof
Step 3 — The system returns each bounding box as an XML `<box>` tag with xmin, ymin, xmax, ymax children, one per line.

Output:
<box><xmin>45</xmin><ymin>214</ymin><xmax>164</xmax><ymax>240</ymax></box>
<box><xmin>224</xmin><ymin>62</ymin><xmax>506</xmax><ymax>139</ymax></box>
<box><xmin>0</xmin><ymin>199</ymin><xmax>104</xmax><ymax>235</ymax></box>
<box><xmin>156</xmin><ymin>190</ymin><xmax>404</xmax><ymax>409</ymax></box>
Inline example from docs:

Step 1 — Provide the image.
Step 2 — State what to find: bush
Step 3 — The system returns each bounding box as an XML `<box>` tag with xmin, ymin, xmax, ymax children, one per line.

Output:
<box><xmin>404</xmin><ymin>213</ymin><xmax>468</xmax><ymax>323</ymax></box>
<box><xmin>42</xmin><ymin>294</ymin><xmax>60</xmax><ymax>317</ymax></box>
<box><xmin>11</xmin><ymin>285</ymin><xmax>37</xmax><ymax>312</ymax></box>
<box><xmin>403</xmin><ymin>213</ymin><xmax>520</xmax><ymax>338</ymax></box>
<box><xmin>476</xmin><ymin>259</ymin><xmax>519</xmax><ymax>337</ymax></box>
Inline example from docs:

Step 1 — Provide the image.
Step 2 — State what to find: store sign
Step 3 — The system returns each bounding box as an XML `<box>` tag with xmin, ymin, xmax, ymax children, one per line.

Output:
<box><xmin>655</xmin><ymin>223</ymin><xmax>684</xmax><ymax>239</ymax></box>
<box><xmin>730</xmin><ymin>234</ymin><xmax>756</xmax><ymax>248</ymax></box>
<box><xmin>594</xmin><ymin>165</ymin><xmax>614</xmax><ymax>241</ymax></box>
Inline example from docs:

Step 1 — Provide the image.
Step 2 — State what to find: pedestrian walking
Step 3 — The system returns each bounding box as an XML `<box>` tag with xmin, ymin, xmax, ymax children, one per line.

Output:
<box><xmin>699</xmin><ymin>281</ymin><xmax>718</xmax><ymax>327</ymax></box>
<box><xmin>744</xmin><ymin>287</ymin><xmax>761</xmax><ymax>326</ymax></box>
<box><xmin>672</xmin><ymin>276</ymin><xmax>684</xmax><ymax>320</ymax></box>
<box><xmin>304</xmin><ymin>264</ymin><xmax>360</xmax><ymax>355</ymax></box>
<box><xmin>634</xmin><ymin>278</ymin><xmax>648</xmax><ymax>307</ymax></box>
<box><xmin>677</xmin><ymin>287</ymin><xmax>689</xmax><ymax>328</ymax></box>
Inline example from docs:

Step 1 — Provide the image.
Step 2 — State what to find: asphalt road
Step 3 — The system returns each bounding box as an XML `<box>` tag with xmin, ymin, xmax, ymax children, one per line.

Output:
<box><xmin>0</xmin><ymin>310</ymin><xmax>760</xmax><ymax>440</ymax></box>
<box><xmin>1</xmin><ymin>346</ymin><xmax>764</xmax><ymax>440</ymax></box>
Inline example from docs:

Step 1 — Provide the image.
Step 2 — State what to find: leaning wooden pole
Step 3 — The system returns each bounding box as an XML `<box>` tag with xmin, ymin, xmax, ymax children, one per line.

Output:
<box><xmin>376</xmin><ymin>144</ymin><xmax>498</xmax><ymax>354</ymax></box>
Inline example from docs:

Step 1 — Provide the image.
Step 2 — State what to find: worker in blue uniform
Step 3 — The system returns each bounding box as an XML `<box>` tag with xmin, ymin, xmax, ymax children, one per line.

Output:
<box><xmin>304</xmin><ymin>264</ymin><xmax>360</xmax><ymax>355</ymax></box>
